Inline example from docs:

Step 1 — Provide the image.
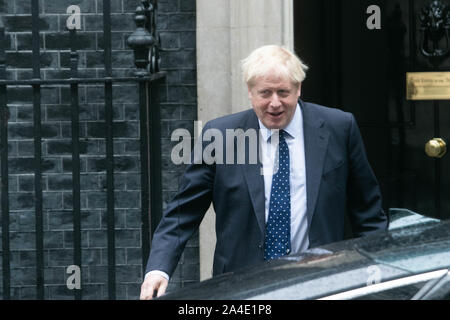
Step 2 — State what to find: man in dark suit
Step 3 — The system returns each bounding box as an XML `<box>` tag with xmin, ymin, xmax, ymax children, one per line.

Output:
<box><xmin>140</xmin><ymin>45</ymin><xmax>388</xmax><ymax>299</ymax></box>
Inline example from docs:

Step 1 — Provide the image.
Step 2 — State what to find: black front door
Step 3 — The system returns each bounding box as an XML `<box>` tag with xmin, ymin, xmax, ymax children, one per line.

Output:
<box><xmin>294</xmin><ymin>0</ymin><xmax>450</xmax><ymax>220</ymax></box>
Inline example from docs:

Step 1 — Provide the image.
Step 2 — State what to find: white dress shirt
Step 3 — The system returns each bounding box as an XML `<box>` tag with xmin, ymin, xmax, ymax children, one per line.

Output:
<box><xmin>258</xmin><ymin>103</ymin><xmax>309</xmax><ymax>256</ymax></box>
<box><xmin>147</xmin><ymin>104</ymin><xmax>309</xmax><ymax>281</ymax></box>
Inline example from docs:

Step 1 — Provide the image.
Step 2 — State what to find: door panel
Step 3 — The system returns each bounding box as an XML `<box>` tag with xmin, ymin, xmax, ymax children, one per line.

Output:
<box><xmin>294</xmin><ymin>0</ymin><xmax>450</xmax><ymax>219</ymax></box>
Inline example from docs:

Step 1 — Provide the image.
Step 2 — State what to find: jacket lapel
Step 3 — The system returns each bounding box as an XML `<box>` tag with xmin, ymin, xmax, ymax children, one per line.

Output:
<box><xmin>239</xmin><ymin>111</ymin><xmax>266</xmax><ymax>237</ymax></box>
<box><xmin>301</xmin><ymin>101</ymin><xmax>329</xmax><ymax>226</ymax></box>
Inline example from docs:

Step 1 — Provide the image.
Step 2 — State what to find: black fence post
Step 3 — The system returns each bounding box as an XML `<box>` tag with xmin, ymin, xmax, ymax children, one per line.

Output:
<box><xmin>148</xmin><ymin>78</ymin><xmax>163</xmax><ymax>238</ymax></box>
<box><xmin>69</xmin><ymin>27</ymin><xmax>82</xmax><ymax>300</ymax></box>
<box><xmin>127</xmin><ymin>0</ymin><xmax>163</xmax><ymax>276</ymax></box>
<box><xmin>31</xmin><ymin>0</ymin><xmax>45</xmax><ymax>300</ymax></box>
<box><xmin>102</xmin><ymin>0</ymin><xmax>117</xmax><ymax>301</ymax></box>
<box><xmin>0</xmin><ymin>15</ymin><xmax>11</xmax><ymax>301</ymax></box>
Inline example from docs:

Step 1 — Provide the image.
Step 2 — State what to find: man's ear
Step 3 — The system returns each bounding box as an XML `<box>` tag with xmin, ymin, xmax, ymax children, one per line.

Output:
<box><xmin>247</xmin><ymin>85</ymin><xmax>253</xmax><ymax>99</ymax></box>
<box><xmin>297</xmin><ymin>82</ymin><xmax>302</xmax><ymax>98</ymax></box>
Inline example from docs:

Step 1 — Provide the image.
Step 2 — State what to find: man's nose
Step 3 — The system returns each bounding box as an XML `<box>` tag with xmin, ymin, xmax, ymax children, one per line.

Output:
<box><xmin>270</xmin><ymin>94</ymin><xmax>281</xmax><ymax>107</ymax></box>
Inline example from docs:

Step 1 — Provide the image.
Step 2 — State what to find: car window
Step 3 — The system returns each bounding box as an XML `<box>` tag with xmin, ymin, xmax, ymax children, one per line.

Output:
<box><xmin>355</xmin><ymin>221</ymin><xmax>450</xmax><ymax>274</ymax></box>
<box><xmin>320</xmin><ymin>269</ymin><xmax>448</xmax><ymax>300</ymax></box>
<box><xmin>388</xmin><ymin>208</ymin><xmax>440</xmax><ymax>231</ymax></box>
<box><xmin>419</xmin><ymin>274</ymin><xmax>450</xmax><ymax>300</ymax></box>
<box><xmin>249</xmin><ymin>264</ymin><xmax>406</xmax><ymax>300</ymax></box>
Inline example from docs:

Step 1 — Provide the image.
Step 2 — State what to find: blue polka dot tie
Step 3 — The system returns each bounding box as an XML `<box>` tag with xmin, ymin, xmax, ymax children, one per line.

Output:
<box><xmin>264</xmin><ymin>130</ymin><xmax>291</xmax><ymax>261</ymax></box>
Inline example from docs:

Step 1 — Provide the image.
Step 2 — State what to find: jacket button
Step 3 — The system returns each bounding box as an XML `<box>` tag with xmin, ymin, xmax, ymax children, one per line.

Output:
<box><xmin>258</xmin><ymin>244</ymin><xmax>263</xmax><ymax>249</ymax></box>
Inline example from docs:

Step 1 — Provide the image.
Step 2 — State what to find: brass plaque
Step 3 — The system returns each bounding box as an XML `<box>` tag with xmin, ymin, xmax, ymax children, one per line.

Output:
<box><xmin>407</xmin><ymin>72</ymin><xmax>450</xmax><ymax>100</ymax></box>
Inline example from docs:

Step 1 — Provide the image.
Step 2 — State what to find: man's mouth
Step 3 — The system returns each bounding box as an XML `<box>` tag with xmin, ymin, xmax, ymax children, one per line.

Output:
<box><xmin>268</xmin><ymin>111</ymin><xmax>284</xmax><ymax>118</ymax></box>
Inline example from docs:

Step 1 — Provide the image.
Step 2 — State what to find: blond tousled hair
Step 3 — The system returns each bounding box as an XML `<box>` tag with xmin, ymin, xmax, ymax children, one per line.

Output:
<box><xmin>241</xmin><ymin>45</ymin><xmax>308</xmax><ymax>87</ymax></box>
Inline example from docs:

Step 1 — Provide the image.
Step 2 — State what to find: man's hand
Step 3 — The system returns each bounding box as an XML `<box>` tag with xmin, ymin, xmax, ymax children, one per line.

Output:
<box><xmin>140</xmin><ymin>274</ymin><xmax>168</xmax><ymax>300</ymax></box>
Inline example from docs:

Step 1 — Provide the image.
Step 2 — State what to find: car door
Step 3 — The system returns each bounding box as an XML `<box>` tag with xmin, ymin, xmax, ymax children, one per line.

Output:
<box><xmin>294</xmin><ymin>0</ymin><xmax>450</xmax><ymax>220</ymax></box>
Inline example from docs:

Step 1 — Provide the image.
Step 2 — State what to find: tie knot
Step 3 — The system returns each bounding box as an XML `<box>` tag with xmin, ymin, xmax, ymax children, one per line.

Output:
<box><xmin>268</xmin><ymin>130</ymin><xmax>288</xmax><ymax>145</ymax></box>
<box><xmin>279</xmin><ymin>129</ymin><xmax>287</xmax><ymax>142</ymax></box>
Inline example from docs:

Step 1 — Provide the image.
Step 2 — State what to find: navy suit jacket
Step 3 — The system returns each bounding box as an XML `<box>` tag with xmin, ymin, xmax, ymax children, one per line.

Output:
<box><xmin>146</xmin><ymin>100</ymin><xmax>388</xmax><ymax>277</ymax></box>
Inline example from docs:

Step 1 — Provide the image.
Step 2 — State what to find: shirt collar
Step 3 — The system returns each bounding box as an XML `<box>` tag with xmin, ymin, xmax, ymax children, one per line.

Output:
<box><xmin>258</xmin><ymin>103</ymin><xmax>302</xmax><ymax>142</ymax></box>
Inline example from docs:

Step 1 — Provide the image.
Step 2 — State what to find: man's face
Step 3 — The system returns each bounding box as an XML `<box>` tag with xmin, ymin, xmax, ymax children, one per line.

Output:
<box><xmin>248</xmin><ymin>74</ymin><xmax>301</xmax><ymax>129</ymax></box>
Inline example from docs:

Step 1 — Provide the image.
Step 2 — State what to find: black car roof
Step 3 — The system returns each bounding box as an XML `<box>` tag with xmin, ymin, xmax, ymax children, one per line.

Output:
<box><xmin>161</xmin><ymin>219</ymin><xmax>450</xmax><ymax>300</ymax></box>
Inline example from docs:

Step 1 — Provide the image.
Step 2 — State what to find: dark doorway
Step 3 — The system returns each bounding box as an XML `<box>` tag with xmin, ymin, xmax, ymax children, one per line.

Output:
<box><xmin>294</xmin><ymin>0</ymin><xmax>450</xmax><ymax>220</ymax></box>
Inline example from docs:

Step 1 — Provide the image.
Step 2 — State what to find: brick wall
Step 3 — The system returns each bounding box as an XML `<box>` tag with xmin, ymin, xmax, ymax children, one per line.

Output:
<box><xmin>157</xmin><ymin>0</ymin><xmax>199</xmax><ymax>293</ymax></box>
<box><xmin>0</xmin><ymin>0</ymin><xmax>198</xmax><ymax>299</ymax></box>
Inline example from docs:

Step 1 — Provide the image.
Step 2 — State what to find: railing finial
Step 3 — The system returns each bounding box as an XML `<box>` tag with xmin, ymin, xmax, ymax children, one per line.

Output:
<box><xmin>127</xmin><ymin>1</ymin><xmax>160</xmax><ymax>76</ymax></box>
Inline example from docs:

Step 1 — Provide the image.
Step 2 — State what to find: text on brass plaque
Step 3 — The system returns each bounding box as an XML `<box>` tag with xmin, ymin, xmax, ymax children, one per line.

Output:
<box><xmin>406</xmin><ymin>72</ymin><xmax>450</xmax><ymax>100</ymax></box>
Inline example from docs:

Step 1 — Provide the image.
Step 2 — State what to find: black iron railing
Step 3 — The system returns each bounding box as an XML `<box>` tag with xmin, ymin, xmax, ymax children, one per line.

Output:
<box><xmin>0</xmin><ymin>0</ymin><xmax>164</xmax><ymax>300</ymax></box>
<box><xmin>0</xmin><ymin>8</ymin><xmax>10</xmax><ymax>301</ymax></box>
